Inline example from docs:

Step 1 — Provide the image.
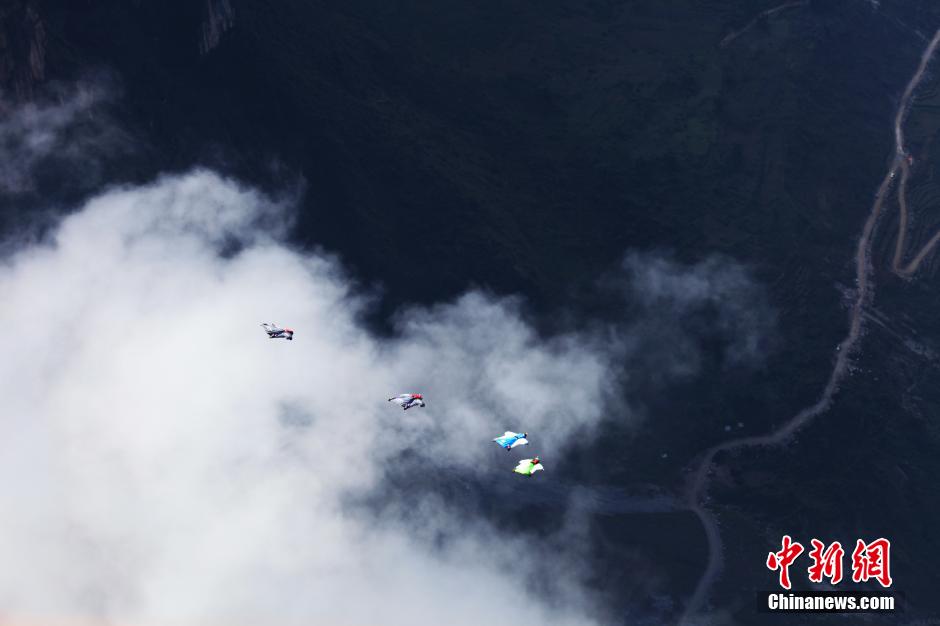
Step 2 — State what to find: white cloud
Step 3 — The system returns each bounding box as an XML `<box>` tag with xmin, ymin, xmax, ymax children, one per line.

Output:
<box><xmin>0</xmin><ymin>171</ymin><xmax>613</xmax><ymax>626</ymax></box>
<box><xmin>0</xmin><ymin>123</ymin><xmax>779</xmax><ymax>624</ymax></box>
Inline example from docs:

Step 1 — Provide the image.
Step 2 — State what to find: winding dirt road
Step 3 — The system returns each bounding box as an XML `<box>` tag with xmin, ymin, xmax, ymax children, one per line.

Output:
<box><xmin>892</xmin><ymin>134</ymin><xmax>940</xmax><ymax>276</ymax></box>
<box><xmin>719</xmin><ymin>1</ymin><xmax>809</xmax><ymax>48</ymax></box>
<box><xmin>680</xmin><ymin>26</ymin><xmax>940</xmax><ymax>623</ymax></box>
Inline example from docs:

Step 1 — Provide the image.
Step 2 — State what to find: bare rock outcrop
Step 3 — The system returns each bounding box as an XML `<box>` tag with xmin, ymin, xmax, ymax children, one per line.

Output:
<box><xmin>0</xmin><ymin>0</ymin><xmax>46</xmax><ymax>103</ymax></box>
<box><xmin>199</xmin><ymin>0</ymin><xmax>234</xmax><ymax>55</ymax></box>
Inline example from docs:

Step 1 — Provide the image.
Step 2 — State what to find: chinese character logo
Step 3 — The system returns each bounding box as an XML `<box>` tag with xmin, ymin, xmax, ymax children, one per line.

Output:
<box><xmin>807</xmin><ymin>539</ymin><xmax>844</xmax><ymax>584</ymax></box>
<box><xmin>767</xmin><ymin>536</ymin><xmax>892</xmax><ymax>589</ymax></box>
<box><xmin>767</xmin><ymin>535</ymin><xmax>804</xmax><ymax>590</ymax></box>
<box><xmin>851</xmin><ymin>538</ymin><xmax>892</xmax><ymax>588</ymax></box>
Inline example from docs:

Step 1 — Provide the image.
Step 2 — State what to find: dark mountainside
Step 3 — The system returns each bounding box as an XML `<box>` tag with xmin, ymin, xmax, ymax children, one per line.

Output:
<box><xmin>5</xmin><ymin>0</ymin><xmax>940</xmax><ymax>622</ymax></box>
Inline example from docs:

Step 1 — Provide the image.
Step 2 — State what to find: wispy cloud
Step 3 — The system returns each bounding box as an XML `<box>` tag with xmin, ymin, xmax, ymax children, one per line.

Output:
<box><xmin>0</xmin><ymin>79</ymin><xmax>130</xmax><ymax>195</ymax></box>
<box><xmin>614</xmin><ymin>251</ymin><xmax>776</xmax><ymax>387</ymax></box>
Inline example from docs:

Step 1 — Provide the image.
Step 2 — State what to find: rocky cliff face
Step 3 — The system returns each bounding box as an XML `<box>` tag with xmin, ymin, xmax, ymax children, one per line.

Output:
<box><xmin>0</xmin><ymin>0</ymin><xmax>46</xmax><ymax>104</ymax></box>
<box><xmin>199</xmin><ymin>0</ymin><xmax>233</xmax><ymax>55</ymax></box>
